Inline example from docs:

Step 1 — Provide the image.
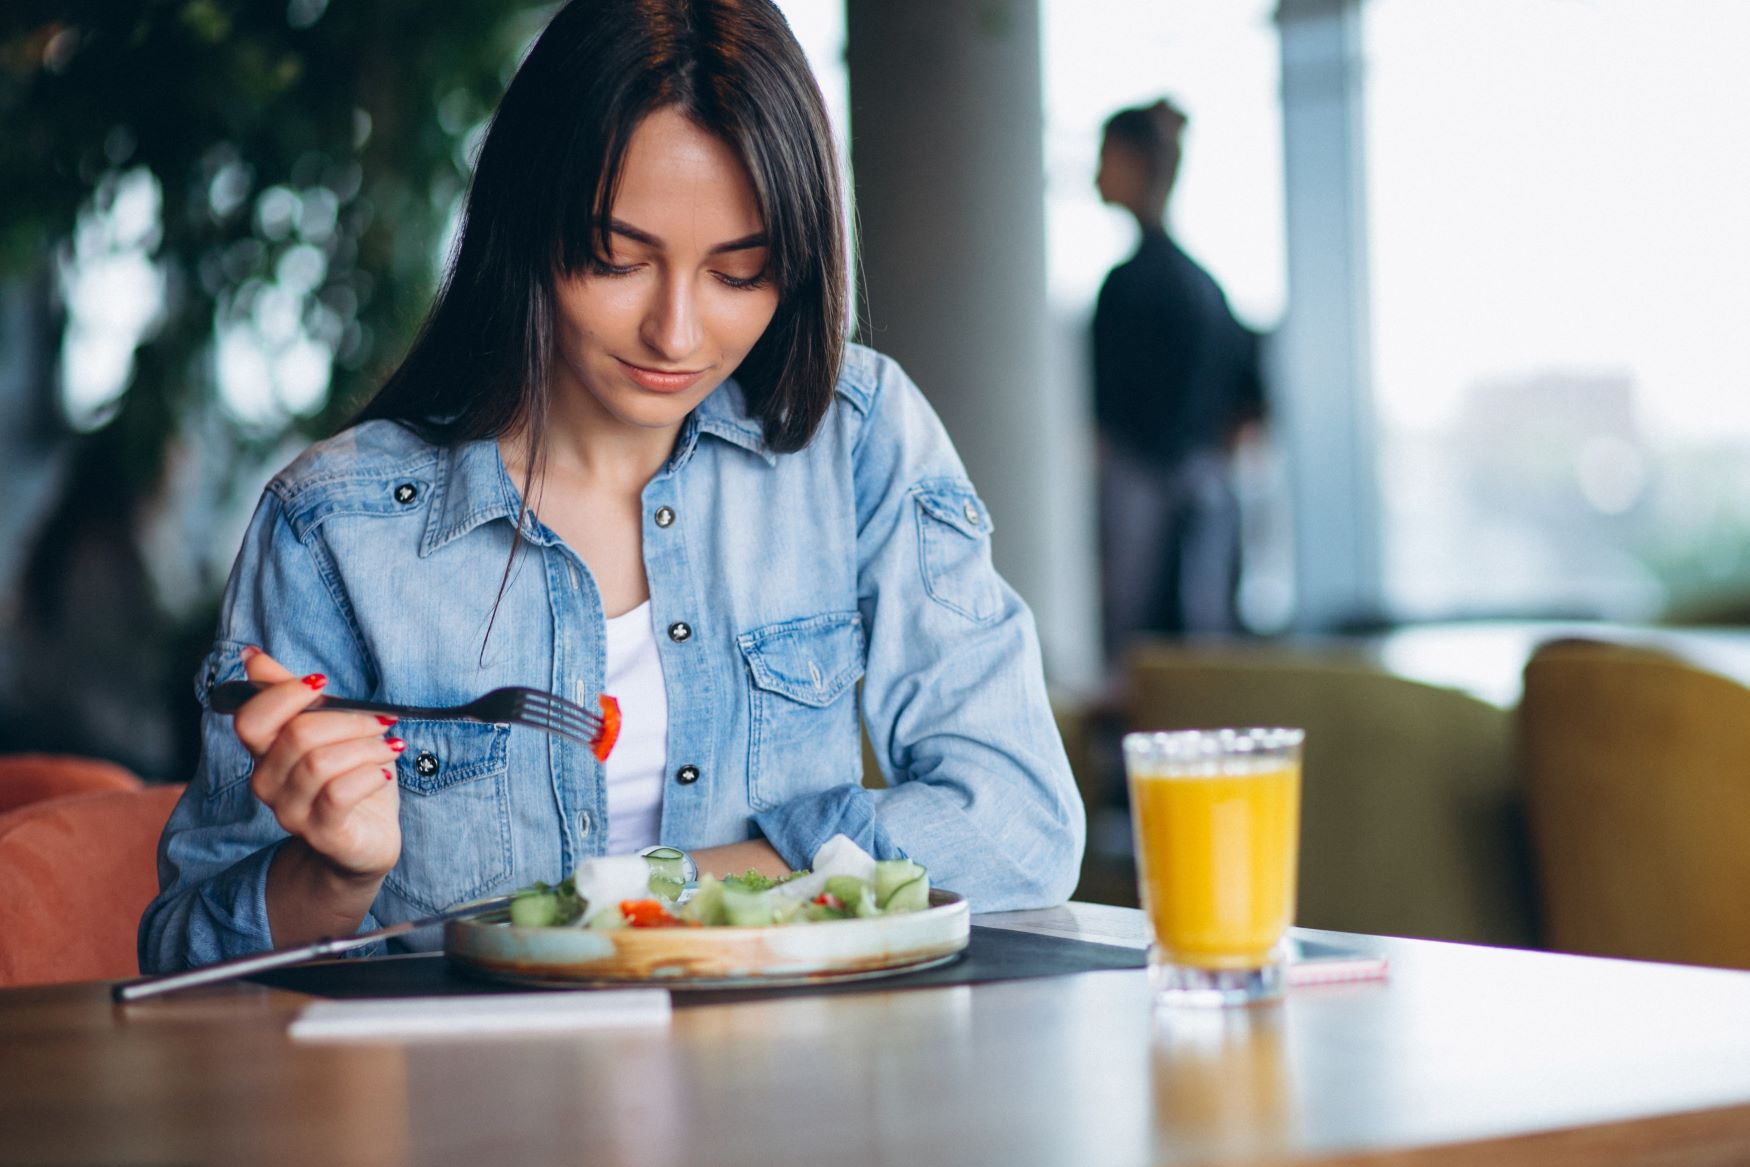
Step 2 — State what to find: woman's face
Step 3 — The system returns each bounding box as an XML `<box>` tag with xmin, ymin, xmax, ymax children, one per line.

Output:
<box><xmin>1095</xmin><ymin>135</ymin><xmax>1149</xmax><ymax>212</ymax></box>
<box><xmin>549</xmin><ymin>106</ymin><xmax>779</xmax><ymax>440</ymax></box>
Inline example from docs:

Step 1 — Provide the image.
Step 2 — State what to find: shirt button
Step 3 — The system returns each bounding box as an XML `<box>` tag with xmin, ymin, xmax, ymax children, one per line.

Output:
<box><xmin>394</xmin><ymin>482</ymin><xmax>418</xmax><ymax>505</ymax></box>
<box><xmin>654</xmin><ymin>506</ymin><xmax>675</xmax><ymax>528</ymax></box>
<box><xmin>963</xmin><ymin>501</ymin><xmax>980</xmax><ymax>526</ymax></box>
<box><xmin>577</xmin><ymin>810</ymin><xmax>592</xmax><ymax>836</ymax></box>
<box><xmin>675</xmin><ymin>764</ymin><xmax>700</xmax><ymax>785</ymax></box>
<box><xmin>667</xmin><ymin>621</ymin><xmax>692</xmax><ymax>643</ymax></box>
<box><xmin>414</xmin><ymin>751</ymin><xmax>439</xmax><ymax>777</ymax></box>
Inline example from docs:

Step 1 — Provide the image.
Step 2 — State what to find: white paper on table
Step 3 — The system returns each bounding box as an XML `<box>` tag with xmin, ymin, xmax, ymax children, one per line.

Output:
<box><xmin>288</xmin><ymin>988</ymin><xmax>671</xmax><ymax>1042</ymax></box>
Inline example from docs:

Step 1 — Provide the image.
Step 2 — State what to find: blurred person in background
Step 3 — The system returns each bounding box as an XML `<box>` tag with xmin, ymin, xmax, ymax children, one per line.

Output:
<box><xmin>1093</xmin><ymin>98</ymin><xmax>1265</xmax><ymax>674</ymax></box>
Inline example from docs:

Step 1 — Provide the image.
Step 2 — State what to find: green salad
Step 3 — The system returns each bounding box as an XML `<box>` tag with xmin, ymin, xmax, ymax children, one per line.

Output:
<box><xmin>508</xmin><ymin>840</ymin><xmax>931</xmax><ymax>930</ymax></box>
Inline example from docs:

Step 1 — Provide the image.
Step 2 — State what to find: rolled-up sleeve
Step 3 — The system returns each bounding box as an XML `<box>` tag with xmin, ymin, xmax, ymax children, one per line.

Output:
<box><xmin>137</xmin><ymin>490</ymin><xmax>381</xmax><ymax>973</ymax></box>
<box><xmin>754</xmin><ymin>356</ymin><xmax>1085</xmax><ymax>911</ymax></box>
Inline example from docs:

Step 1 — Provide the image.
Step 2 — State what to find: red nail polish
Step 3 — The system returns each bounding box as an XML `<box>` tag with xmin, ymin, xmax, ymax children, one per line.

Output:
<box><xmin>383</xmin><ymin>768</ymin><xmax>394</xmax><ymax>781</ymax></box>
<box><xmin>385</xmin><ymin>737</ymin><xmax>406</xmax><ymax>753</ymax></box>
<box><xmin>376</xmin><ymin>715</ymin><xmax>398</xmax><ymax>726</ymax></box>
<box><xmin>240</xmin><ymin>645</ymin><xmax>261</xmax><ymax>661</ymax></box>
<box><xmin>302</xmin><ymin>673</ymin><xmax>327</xmax><ymax>690</ymax></box>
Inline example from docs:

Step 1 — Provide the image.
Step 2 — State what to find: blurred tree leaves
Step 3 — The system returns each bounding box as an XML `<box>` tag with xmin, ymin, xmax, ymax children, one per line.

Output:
<box><xmin>3</xmin><ymin>0</ymin><xmax>550</xmax><ymax>448</ymax></box>
<box><xmin>0</xmin><ymin>0</ymin><xmax>551</xmax><ymax>776</ymax></box>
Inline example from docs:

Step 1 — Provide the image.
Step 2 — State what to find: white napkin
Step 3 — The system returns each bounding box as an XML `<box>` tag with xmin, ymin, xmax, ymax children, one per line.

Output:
<box><xmin>571</xmin><ymin>853</ymin><xmax>660</xmax><ymax>925</ymax></box>
<box><xmin>288</xmin><ymin>989</ymin><xmax>670</xmax><ymax>1042</ymax></box>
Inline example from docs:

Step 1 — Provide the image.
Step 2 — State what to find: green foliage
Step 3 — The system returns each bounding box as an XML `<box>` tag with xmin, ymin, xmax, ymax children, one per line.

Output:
<box><xmin>0</xmin><ymin>1</ymin><xmax>552</xmax><ymax>778</ymax></box>
<box><xmin>0</xmin><ymin>0</ymin><xmax>552</xmax><ymax>466</ymax></box>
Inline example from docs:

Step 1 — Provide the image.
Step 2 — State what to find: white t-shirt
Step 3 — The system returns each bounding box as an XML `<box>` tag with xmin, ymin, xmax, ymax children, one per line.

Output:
<box><xmin>602</xmin><ymin>600</ymin><xmax>668</xmax><ymax>856</ymax></box>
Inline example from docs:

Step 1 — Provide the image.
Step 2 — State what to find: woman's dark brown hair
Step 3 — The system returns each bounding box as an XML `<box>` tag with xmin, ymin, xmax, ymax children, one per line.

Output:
<box><xmin>1102</xmin><ymin>97</ymin><xmax>1188</xmax><ymax>200</ymax></box>
<box><xmin>355</xmin><ymin>0</ymin><xmax>847</xmax><ymax>457</ymax></box>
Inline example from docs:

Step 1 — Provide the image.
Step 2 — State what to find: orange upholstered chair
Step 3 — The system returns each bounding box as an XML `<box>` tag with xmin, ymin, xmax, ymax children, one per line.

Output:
<box><xmin>0</xmin><ymin>784</ymin><xmax>183</xmax><ymax>987</ymax></box>
<box><xmin>0</xmin><ymin>753</ymin><xmax>143</xmax><ymax>815</ymax></box>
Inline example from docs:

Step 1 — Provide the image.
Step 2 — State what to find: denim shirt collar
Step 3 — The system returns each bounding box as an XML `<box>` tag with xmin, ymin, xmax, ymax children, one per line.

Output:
<box><xmin>418</xmin><ymin>378</ymin><xmax>774</xmax><ymax>557</ymax></box>
<box><xmin>419</xmin><ymin>439</ymin><xmax>534</xmax><ymax>557</ymax></box>
<box><xmin>685</xmin><ymin>376</ymin><xmax>777</xmax><ymax>469</ymax></box>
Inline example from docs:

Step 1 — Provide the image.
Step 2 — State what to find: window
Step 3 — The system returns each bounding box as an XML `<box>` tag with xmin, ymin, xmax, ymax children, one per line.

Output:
<box><xmin>1366</xmin><ymin>0</ymin><xmax>1750</xmax><ymax>620</ymax></box>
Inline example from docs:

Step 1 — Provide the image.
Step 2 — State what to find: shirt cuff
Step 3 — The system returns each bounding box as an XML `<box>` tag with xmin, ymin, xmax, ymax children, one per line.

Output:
<box><xmin>751</xmin><ymin>783</ymin><xmax>901</xmax><ymax>872</ymax></box>
<box><xmin>194</xmin><ymin>840</ymin><xmax>386</xmax><ymax>962</ymax></box>
<box><xmin>192</xmin><ymin>839</ymin><xmax>284</xmax><ymax>962</ymax></box>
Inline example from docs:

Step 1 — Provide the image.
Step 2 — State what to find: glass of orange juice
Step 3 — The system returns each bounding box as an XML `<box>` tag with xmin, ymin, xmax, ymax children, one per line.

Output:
<box><xmin>1124</xmin><ymin>728</ymin><xmax>1304</xmax><ymax>1007</ymax></box>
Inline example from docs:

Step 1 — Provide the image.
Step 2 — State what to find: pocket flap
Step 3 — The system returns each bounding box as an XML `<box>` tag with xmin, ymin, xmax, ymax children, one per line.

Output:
<box><xmin>738</xmin><ymin>612</ymin><xmax>865</xmax><ymax>708</ymax></box>
<box><xmin>914</xmin><ymin>481</ymin><xmax>994</xmax><ymax>539</ymax></box>
<box><xmin>394</xmin><ymin>718</ymin><xmax>510</xmax><ymax>794</ymax></box>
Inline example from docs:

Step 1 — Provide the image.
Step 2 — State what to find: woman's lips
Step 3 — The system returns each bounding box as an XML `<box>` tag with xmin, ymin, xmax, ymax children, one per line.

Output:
<box><xmin>617</xmin><ymin>358</ymin><xmax>707</xmax><ymax>393</ymax></box>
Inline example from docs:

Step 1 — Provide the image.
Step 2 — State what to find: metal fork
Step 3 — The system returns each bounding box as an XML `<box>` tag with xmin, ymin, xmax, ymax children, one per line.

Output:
<box><xmin>209</xmin><ymin>679</ymin><xmax>616</xmax><ymax>753</ymax></box>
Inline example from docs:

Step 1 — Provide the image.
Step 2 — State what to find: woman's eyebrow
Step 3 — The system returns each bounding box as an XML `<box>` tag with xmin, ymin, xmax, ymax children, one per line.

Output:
<box><xmin>608</xmin><ymin>219</ymin><xmax>768</xmax><ymax>255</ymax></box>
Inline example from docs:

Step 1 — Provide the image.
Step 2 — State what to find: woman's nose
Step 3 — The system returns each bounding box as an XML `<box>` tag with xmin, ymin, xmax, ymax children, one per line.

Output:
<box><xmin>641</xmin><ymin>274</ymin><xmax>701</xmax><ymax>359</ymax></box>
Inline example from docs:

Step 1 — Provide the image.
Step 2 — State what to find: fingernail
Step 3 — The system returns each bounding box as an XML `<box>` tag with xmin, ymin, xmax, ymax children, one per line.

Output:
<box><xmin>385</xmin><ymin>737</ymin><xmax>406</xmax><ymax>753</ymax></box>
<box><xmin>240</xmin><ymin>645</ymin><xmax>261</xmax><ymax>661</ymax></box>
<box><xmin>383</xmin><ymin>768</ymin><xmax>394</xmax><ymax>781</ymax></box>
<box><xmin>301</xmin><ymin>673</ymin><xmax>327</xmax><ymax>690</ymax></box>
<box><xmin>376</xmin><ymin>715</ymin><xmax>398</xmax><ymax>726</ymax></box>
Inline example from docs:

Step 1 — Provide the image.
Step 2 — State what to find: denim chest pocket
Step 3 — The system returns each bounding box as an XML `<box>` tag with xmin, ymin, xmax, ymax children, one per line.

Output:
<box><xmin>738</xmin><ymin>612</ymin><xmax>866</xmax><ymax>811</ymax></box>
<box><xmin>383</xmin><ymin>719</ymin><xmax>513</xmax><ymax>913</ymax></box>
<box><xmin>913</xmin><ymin>480</ymin><xmax>1003</xmax><ymax>625</ymax></box>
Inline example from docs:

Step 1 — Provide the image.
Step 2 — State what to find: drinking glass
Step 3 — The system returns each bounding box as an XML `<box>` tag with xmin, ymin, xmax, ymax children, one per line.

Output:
<box><xmin>1124</xmin><ymin>728</ymin><xmax>1304</xmax><ymax>1007</ymax></box>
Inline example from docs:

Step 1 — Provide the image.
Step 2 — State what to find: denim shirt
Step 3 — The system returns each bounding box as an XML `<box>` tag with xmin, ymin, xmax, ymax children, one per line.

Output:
<box><xmin>139</xmin><ymin>344</ymin><xmax>1085</xmax><ymax>972</ymax></box>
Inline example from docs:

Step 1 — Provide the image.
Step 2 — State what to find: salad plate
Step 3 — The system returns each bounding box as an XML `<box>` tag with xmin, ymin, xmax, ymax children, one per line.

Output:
<box><xmin>445</xmin><ymin>888</ymin><xmax>969</xmax><ymax>989</ymax></box>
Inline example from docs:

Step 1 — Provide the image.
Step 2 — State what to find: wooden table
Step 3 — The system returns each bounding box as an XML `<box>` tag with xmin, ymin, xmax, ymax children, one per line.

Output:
<box><xmin>5</xmin><ymin>904</ymin><xmax>1750</xmax><ymax>1166</ymax></box>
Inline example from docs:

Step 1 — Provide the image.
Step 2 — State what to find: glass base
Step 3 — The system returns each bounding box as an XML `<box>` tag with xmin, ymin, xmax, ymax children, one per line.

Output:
<box><xmin>1149</xmin><ymin>946</ymin><xmax>1285</xmax><ymax>1008</ymax></box>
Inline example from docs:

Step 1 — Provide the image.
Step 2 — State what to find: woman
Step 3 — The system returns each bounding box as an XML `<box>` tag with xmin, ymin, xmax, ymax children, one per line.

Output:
<box><xmin>140</xmin><ymin>0</ymin><xmax>1083</xmax><ymax>972</ymax></box>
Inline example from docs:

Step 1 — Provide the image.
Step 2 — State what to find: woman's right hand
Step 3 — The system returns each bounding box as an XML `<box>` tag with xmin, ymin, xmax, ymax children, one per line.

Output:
<box><xmin>232</xmin><ymin>647</ymin><xmax>404</xmax><ymax>882</ymax></box>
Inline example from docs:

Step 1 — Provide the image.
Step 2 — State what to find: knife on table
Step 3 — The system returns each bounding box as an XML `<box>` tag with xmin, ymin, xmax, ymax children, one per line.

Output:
<box><xmin>111</xmin><ymin>895</ymin><xmax>513</xmax><ymax>1003</ymax></box>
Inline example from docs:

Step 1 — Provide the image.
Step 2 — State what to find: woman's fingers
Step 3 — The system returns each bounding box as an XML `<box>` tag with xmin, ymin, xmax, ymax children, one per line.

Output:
<box><xmin>259</xmin><ymin>727</ymin><xmax>403</xmax><ymax>824</ymax></box>
<box><xmin>233</xmin><ymin>648</ymin><xmax>336</xmax><ymax>760</ymax></box>
<box><xmin>305</xmin><ymin>761</ymin><xmax>400</xmax><ymax>838</ymax></box>
<box><xmin>277</xmin><ymin>757</ymin><xmax>403</xmax><ymax>880</ymax></box>
<box><xmin>229</xmin><ymin>646</ymin><xmax>404</xmax><ymax>879</ymax></box>
<box><xmin>241</xmin><ymin>645</ymin><xmax>294</xmax><ymax>684</ymax></box>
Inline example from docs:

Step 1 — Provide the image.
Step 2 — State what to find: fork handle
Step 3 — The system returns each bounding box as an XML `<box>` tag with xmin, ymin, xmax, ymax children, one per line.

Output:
<box><xmin>208</xmin><ymin>679</ymin><xmax>437</xmax><ymax>720</ymax></box>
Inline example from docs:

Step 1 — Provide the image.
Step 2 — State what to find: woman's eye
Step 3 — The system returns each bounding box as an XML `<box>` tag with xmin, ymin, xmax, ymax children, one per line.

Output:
<box><xmin>714</xmin><ymin>271</ymin><xmax>769</xmax><ymax>291</ymax></box>
<box><xmin>587</xmin><ymin>257</ymin><xmax>640</xmax><ymax>278</ymax></box>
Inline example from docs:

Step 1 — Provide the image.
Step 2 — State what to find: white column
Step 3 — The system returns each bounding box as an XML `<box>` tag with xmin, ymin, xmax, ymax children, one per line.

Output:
<box><xmin>846</xmin><ymin>0</ymin><xmax>1097</xmax><ymax>685</ymax></box>
<box><xmin>1276</xmin><ymin>0</ymin><xmax>1384</xmax><ymax>629</ymax></box>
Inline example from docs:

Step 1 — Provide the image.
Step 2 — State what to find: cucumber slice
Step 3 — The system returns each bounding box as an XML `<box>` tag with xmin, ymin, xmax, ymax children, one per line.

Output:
<box><xmin>643</xmin><ymin>847</ymin><xmax>688</xmax><ymax>902</ymax></box>
<box><xmin>801</xmin><ymin>900</ymin><xmax>851</xmax><ymax>922</ymax></box>
<box><xmin>722</xmin><ymin>883</ymin><xmax>774</xmax><ymax>926</ymax></box>
<box><xmin>678</xmin><ymin>875</ymin><xmax>727</xmax><ymax>926</ymax></box>
<box><xmin>825</xmin><ymin>875</ymin><xmax>879</xmax><ymax>918</ymax></box>
<box><xmin>874</xmin><ymin>859</ymin><xmax>923</xmax><ymax>905</ymax></box>
<box><xmin>882</xmin><ymin>873</ymin><xmax>930</xmax><ymax>914</ymax></box>
<box><xmin>585</xmin><ymin>905</ymin><xmax>627</xmax><ymax>929</ymax></box>
<box><xmin>509</xmin><ymin>892</ymin><xmax>560</xmax><ymax>927</ymax></box>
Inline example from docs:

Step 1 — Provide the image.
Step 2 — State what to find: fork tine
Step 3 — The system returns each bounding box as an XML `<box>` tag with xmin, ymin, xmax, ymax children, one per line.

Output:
<box><xmin>517</xmin><ymin>686</ymin><xmax>601</xmax><ymax>725</ymax></box>
<box><xmin>511</xmin><ymin>690</ymin><xmax>603</xmax><ymax>743</ymax></box>
<box><xmin>514</xmin><ymin>687</ymin><xmax>603</xmax><ymax>729</ymax></box>
<box><xmin>509</xmin><ymin>705</ymin><xmax>593</xmax><ymax>747</ymax></box>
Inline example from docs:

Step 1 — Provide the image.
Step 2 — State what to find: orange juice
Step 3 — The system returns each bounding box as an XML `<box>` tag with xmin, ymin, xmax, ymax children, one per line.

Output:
<box><xmin>1129</xmin><ymin>763</ymin><xmax>1300</xmax><ymax>969</ymax></box>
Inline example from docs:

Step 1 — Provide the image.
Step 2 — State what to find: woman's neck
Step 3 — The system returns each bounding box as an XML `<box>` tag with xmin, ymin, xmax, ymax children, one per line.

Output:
<box><xmin>1129</xmin><ymin>201</ymin><xmax>1168</xmax><ymax>237</ymax></box>
<box><xmin>500</xmin><ymin>418</ymin><xmax>674</xmax><ymax>507</ymax></box>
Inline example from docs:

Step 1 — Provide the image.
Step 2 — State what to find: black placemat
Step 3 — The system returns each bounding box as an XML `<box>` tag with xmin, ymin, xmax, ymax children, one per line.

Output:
<box><xmin>247</xmin><ymin>925</ymin><xmax>1146</xmax><ymax>1004</ymax></box>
